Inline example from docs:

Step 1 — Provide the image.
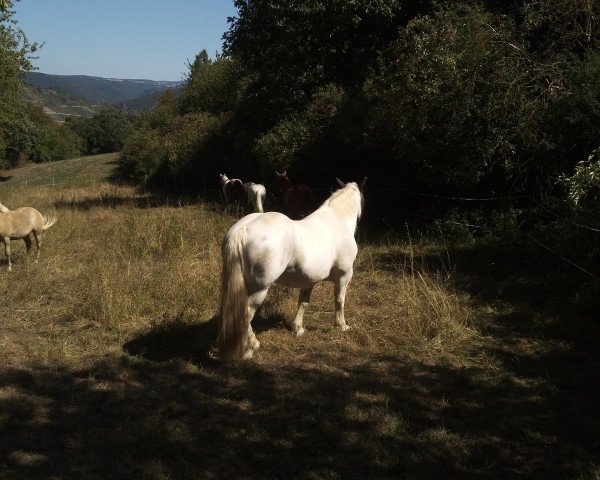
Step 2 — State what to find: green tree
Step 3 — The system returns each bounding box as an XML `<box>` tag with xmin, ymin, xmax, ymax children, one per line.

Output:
<box><xmin>0</xmin><ymin>0</ymin><xmax>40</xmax><ymax>167</ymax></box>
<box><xmin>68</xmin><ymin>108</ymin><xmax>136</xmax><ymax>155</ymax></box>
<box><xmin>178</xmin><ymin>50</ymin><xmax>242</xmax><ymax>115</ymax></box>
<box><xmin>223</xmin><ymin>0</ymin><xmax>430</xmax><ymax>130</ymax></box>
<box><xmin>363</xmin><ymin>4</ymin><xmax>562</xmax><ymax>195</ymax></box>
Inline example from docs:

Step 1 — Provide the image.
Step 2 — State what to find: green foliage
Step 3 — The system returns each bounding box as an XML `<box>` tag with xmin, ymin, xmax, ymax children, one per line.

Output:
<box><xmin>0</xmin><ymin>1</ymin><xmax>79</xmax><ymax>166</ymax></box>
<box><xmin>67</xmin><ymin>108</ymin><xmax>137</xmax><ymax>155</ymax></box>
<box><xmin>523</xmin><ymin>0</ymin><xmax>600</xmax><ymax>53</ymax></box>
<box><xmin>253</xmin><ymin>84</ymin><xmax>348</xmax><ymax>174</ymax></box>
<box><xmin>178</xmin><ymin>50</ymin><xmax>242</xmax><ymax>115</ymax></box>
<box><xmin>120</xmin><ymin>128</ymin><xmax>169</xmax><ymax>181</ymax></box>
<box><xmin>0</xmin><ymin>0</ymin><xmax>39</xmax><ymax>167</ymax></box>
<box><xmin>560</xmin><ymin>148</ymin><xmax>600</xmax><ymax>205</ymax></box>
<box><xmin>224</xmin><ymin>0</ymin><xmax>424</xmax><ymax>129</ymax></box>
<box><xmin>544</xmin><ymin>49</ymin><xmax>600</xmax><ymax>179</ymax></box>
<box><xmin>120</xmin><ymin>84</ymin><xmax>228</xmax><ymax>184</ymax></box>
<box><xmin>124</xmin><ymin>0</ymin><xmax>600</xmax><ymax>206</ymax></box>
<box><xmin>364</xmin><ymin>4</ymin><xmax>559</xmax><ymax>195</ymax></box>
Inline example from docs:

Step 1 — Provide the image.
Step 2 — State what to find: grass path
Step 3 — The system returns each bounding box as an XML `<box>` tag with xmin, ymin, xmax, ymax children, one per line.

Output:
<box><xmin>0</xmin><ymin>156</ymin><xmax>598</xmax><ymax>479</ymax></box>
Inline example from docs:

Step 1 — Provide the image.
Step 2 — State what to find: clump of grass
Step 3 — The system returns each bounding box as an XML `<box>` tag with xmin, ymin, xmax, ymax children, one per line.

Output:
<box><xmin>352</xmin><ymin>239</ymin><xmax>474</xmax><ymax>353</ymax></box>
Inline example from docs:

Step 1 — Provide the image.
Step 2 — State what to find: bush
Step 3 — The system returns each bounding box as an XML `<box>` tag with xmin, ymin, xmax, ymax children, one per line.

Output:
<box><xmin>363</xmin><ymin>4</ymin><xmax>559</xmax><ymax>196</ymax></box>
<box><xmin>560</xmin><ymin>147</ymin><xmax>600</xmax><ymax>205</ymax></box>
<box><xmin>67</xmin><ymin>108</ymin><xmax>137</xmax><ymax>155</ymax></box>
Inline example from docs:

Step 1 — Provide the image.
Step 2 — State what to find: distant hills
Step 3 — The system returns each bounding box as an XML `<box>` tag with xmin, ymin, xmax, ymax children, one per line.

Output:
<box><xmin>20</xmin><ymin>83</ymin><xmax>104</xmax><ymax>123</ymax></box>
<box><xmin>23</xmin><ymin>71</ymin><xmax>183</xmax><ymax>114</ymax></box>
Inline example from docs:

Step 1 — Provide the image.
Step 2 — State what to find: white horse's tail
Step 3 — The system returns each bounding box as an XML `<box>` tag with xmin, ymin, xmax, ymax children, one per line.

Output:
<box><xmin>42</xmin><ymin>214</ymin><xmax>58</xmax><ymax>230</ymax></box>
<box><xmin>218</xmin><ymin>227</ymin><xmax>248</xmax><ymax>361</ymax></box>
<box><xmin>256</xmin><ymin>189</ymin><xmax>265</xmax><ymax>213</ymax></box>
<box><xmin>0</xmin><ymin>202</ymin><xmax>9</xmax><ymax>213</ymax></box>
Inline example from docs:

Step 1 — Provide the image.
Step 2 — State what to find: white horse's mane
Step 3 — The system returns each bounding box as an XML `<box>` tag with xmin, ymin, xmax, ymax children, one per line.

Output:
<box><xmin>322</xmin><ymin>183</ymin><xmax>361</xmax><ymax>221</ymax></box>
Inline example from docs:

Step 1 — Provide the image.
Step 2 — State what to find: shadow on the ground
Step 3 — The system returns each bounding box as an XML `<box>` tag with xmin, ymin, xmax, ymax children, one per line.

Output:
<box><xmin>1</xmin><ymin>335</ymin><xmax>599</xmax><ymax>480</ymax></box>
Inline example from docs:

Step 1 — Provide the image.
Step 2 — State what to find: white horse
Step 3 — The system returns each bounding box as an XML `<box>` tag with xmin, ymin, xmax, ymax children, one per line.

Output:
<box><xmin>218</xmin><ymin>177</ymin><xmax>366</xmax><ymax>360</ymax></box>
<box><xmin>219</xmin><ymin>174</ymin><xmax>245</xmax><ymax>204</ymax></box>
<box><xmin>0</xmin><ymin>202</ymin><xmax>57</xmax><ymax>271</ymax></box>
<box><xmin>243</xmin><ymin>182</ymin><xmax>267</xmax><ymax>213</ymax></box>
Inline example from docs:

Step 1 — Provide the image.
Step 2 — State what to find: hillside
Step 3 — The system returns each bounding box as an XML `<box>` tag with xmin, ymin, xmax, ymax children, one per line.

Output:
<box><xmin>24</xmin><ymin>71</ymin><xmax>183</xmax><ymax>107</ymax></box>
<box><xmin>123</xmin><ymin>85</ymin><xmax>181</xmax><ymax>112</ymax></box>
<box><xmin>0</xmin><ymin>152</ymin><xmax>118</xmax><ymax>186</ymax></box>
<box><xmin>20</xmin><ymin>84</ymin><xmax>104</xmax><ymax>122</ymax></box>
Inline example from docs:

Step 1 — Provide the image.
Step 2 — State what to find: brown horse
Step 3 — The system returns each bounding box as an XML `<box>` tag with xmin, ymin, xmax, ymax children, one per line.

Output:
<box><xmin>274</xmin><ymin>171</ymin><xmax>315</xmax><ymax>219</ymax></box>
<box><xmin>0</xmin><ymin>202</ymin><xmax>57</xmax><ymax>271</ymax></box>
<box><xmin>219</xmin><ymin>174</ymin><xmax>245</xmax><ymax>205</ymax></box>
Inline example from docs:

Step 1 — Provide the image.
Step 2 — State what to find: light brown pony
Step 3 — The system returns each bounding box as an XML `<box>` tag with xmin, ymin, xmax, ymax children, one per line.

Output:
<box><xmin>0</xmin><ymin>202</ymin><xmax>57</xmax><ymax>271</ymax></box>
<box><xmin>274</xmin><ymin>171</ymin><xmax>315</xmax><ymax>220</ymax></box>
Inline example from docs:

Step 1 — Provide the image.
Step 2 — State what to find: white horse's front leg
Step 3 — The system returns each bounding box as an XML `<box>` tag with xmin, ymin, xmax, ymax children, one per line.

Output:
<box><xmin>289</xmin><ymin>287</ymin><xmax>313</xmax><ymax>336</ymax></box>
<box><xmin>334</xmin><ymin>271</ymin><xmax>353</xmax><ymax>331</ymax></box>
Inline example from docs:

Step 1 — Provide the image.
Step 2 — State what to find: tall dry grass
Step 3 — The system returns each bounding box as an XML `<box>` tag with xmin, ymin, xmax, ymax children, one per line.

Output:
<box><xmin>1</xmin><ymin>182</ymin><xmax>473</xmax><ymax>369</ymax></box>
<box><xmin>4</xmin><ymin>179</ymin><xmax>596</xmax><ymax>480</ymax></box>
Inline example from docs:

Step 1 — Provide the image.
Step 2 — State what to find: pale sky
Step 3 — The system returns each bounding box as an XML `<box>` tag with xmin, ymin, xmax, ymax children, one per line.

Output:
<box><xmin>14</xmin><ymin>0</ymin><xmax>238</xmax><ymax>81</ymax></box>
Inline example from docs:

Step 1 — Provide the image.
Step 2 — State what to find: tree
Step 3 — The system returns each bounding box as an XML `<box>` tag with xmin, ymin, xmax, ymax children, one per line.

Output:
<box><xmin>178</xmin><ymin>49</ymin><xmax>242</xmax><ymax>115</ymax></box>
<box><xmin>68</xmin><ymin>108</ymin><xmax>137</xmax><ymax>155</ymax></box>
<box><xmin>0</xmin><ymin>0</ymin><xmax>40</xmax><ymax>167</ymax></box>
<box><xmin>223</xmin><ymin>0</ymin><xmax>429</xmax><ymax>130</ymax></box>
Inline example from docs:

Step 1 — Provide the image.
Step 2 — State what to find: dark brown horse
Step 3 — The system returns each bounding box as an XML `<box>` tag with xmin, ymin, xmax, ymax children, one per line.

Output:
<box><xmin>274</xmin><ymin>171</ymin><xmax>315</xmax><ymax>220</ymax></box>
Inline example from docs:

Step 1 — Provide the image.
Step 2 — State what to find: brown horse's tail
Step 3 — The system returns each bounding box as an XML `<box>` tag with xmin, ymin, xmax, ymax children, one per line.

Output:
<box><xmin>42</xmin><ymin>214</ymin><xmax>58</xmax><ymax>230</ymax></box>
<box><xmin>218</xmin><ymin>227</ymin><xmax>248</xmax><ymax>361</ymax></box>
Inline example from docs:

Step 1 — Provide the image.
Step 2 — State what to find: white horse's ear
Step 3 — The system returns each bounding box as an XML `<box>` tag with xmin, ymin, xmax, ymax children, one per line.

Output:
<box><xmin>335</xmin><ymin>177</ymin><xmax>346</xmax><ymax>188</ymax></box>
<box><xmin>283</xmin><ymin>170</ymin><xmax>287</xmax><ymax>176</ymax></box>
<box><xmin>359</xmin><ymin>177</ymin><xmax>367</xmax><ymax>190</ymax></box>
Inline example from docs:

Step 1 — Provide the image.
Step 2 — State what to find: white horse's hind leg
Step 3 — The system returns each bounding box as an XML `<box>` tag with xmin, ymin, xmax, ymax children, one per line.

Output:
<box><xmin>290</xmin><ymin>287</ymin><xmax>313</xmax><ymax>336</ymax></box>
<box><xmin>23</xmin><ymin>235</ymin><xmax>32</xmax><ymax>258</ymax></box>
<box><xmin>2</xmin><ymin>237</ymin><xmax>11</xmax><ymax>271</ymax></box>
<box><xmin>334</xmin><ymin>271</ymin><xmax>353</xmax><ymax>331</ymax></box>
<box><xmin>33</xmin><ymin>230</ymin><xmax>42</xmax><ymax>262</ymax></box>
<box><xmin>245</xmin><ymin>288</ymin><xmax>269</xmax><ymax>356</ymax></box>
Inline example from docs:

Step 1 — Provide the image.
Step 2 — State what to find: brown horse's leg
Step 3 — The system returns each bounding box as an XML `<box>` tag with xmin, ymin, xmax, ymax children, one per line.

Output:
<box><xmin>2</xmin><ymin>237</ymin><xmax>11</xmax><ymax>271</ymax></box>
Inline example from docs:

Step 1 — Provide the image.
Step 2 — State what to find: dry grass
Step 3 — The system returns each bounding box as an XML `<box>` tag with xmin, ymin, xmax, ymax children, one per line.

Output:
<box><xmin>0</xmin><ymin>162</ymin><xmax>599</xmax><ymax>479</ymax></box>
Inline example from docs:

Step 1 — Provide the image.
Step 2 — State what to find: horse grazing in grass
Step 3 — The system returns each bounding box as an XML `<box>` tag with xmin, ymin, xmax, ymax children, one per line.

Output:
<box><xmin>0</xmin><ymin>202</ymin><xmax>57</xmax><ymax>271</ymax></box>
<box><xmin>218</xmin><ymin>177</ymin><xmax>367</xmax><ymax>360</ymax></box>
<box><xmin>274</xmin><ymin>171</ymin><xmax>315</xmax><ymax>219</ymax></box>
<box><xmin>219</xmin><ymin>174</ymin><xmax>245</xmax><ymax>205</ymax></box>
<box><xmin>243</xmin><ymin>182</ymin><xmax>267</xmax><ymax>213</ymax></box>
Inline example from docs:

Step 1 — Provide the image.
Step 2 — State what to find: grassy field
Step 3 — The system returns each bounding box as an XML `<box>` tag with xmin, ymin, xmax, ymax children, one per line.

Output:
<box><xmin>0</xmin><ymin>156</ymin><xmax>599</xmax><ymax>479</ymax></box>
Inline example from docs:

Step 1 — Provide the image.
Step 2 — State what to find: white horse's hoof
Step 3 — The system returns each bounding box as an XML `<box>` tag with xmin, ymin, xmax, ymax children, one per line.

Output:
<box><xmin>292</xmin><ymin>327</ymin><xmax>305</xmax><ymax>337</ymax></box>
<box><xmin>7</xmin><ymin>266</ymin><xmax>11</xmax><ymax>272</ymax></box>
<box><xmin>242</xmin><ymin>349</ymin><xmax>254</xmax><ymax>359</ymax></box>
<box><xmin>339</xmin><ymin>324</ymin><xmax>350</xmax><ymax>332</ymax></box>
